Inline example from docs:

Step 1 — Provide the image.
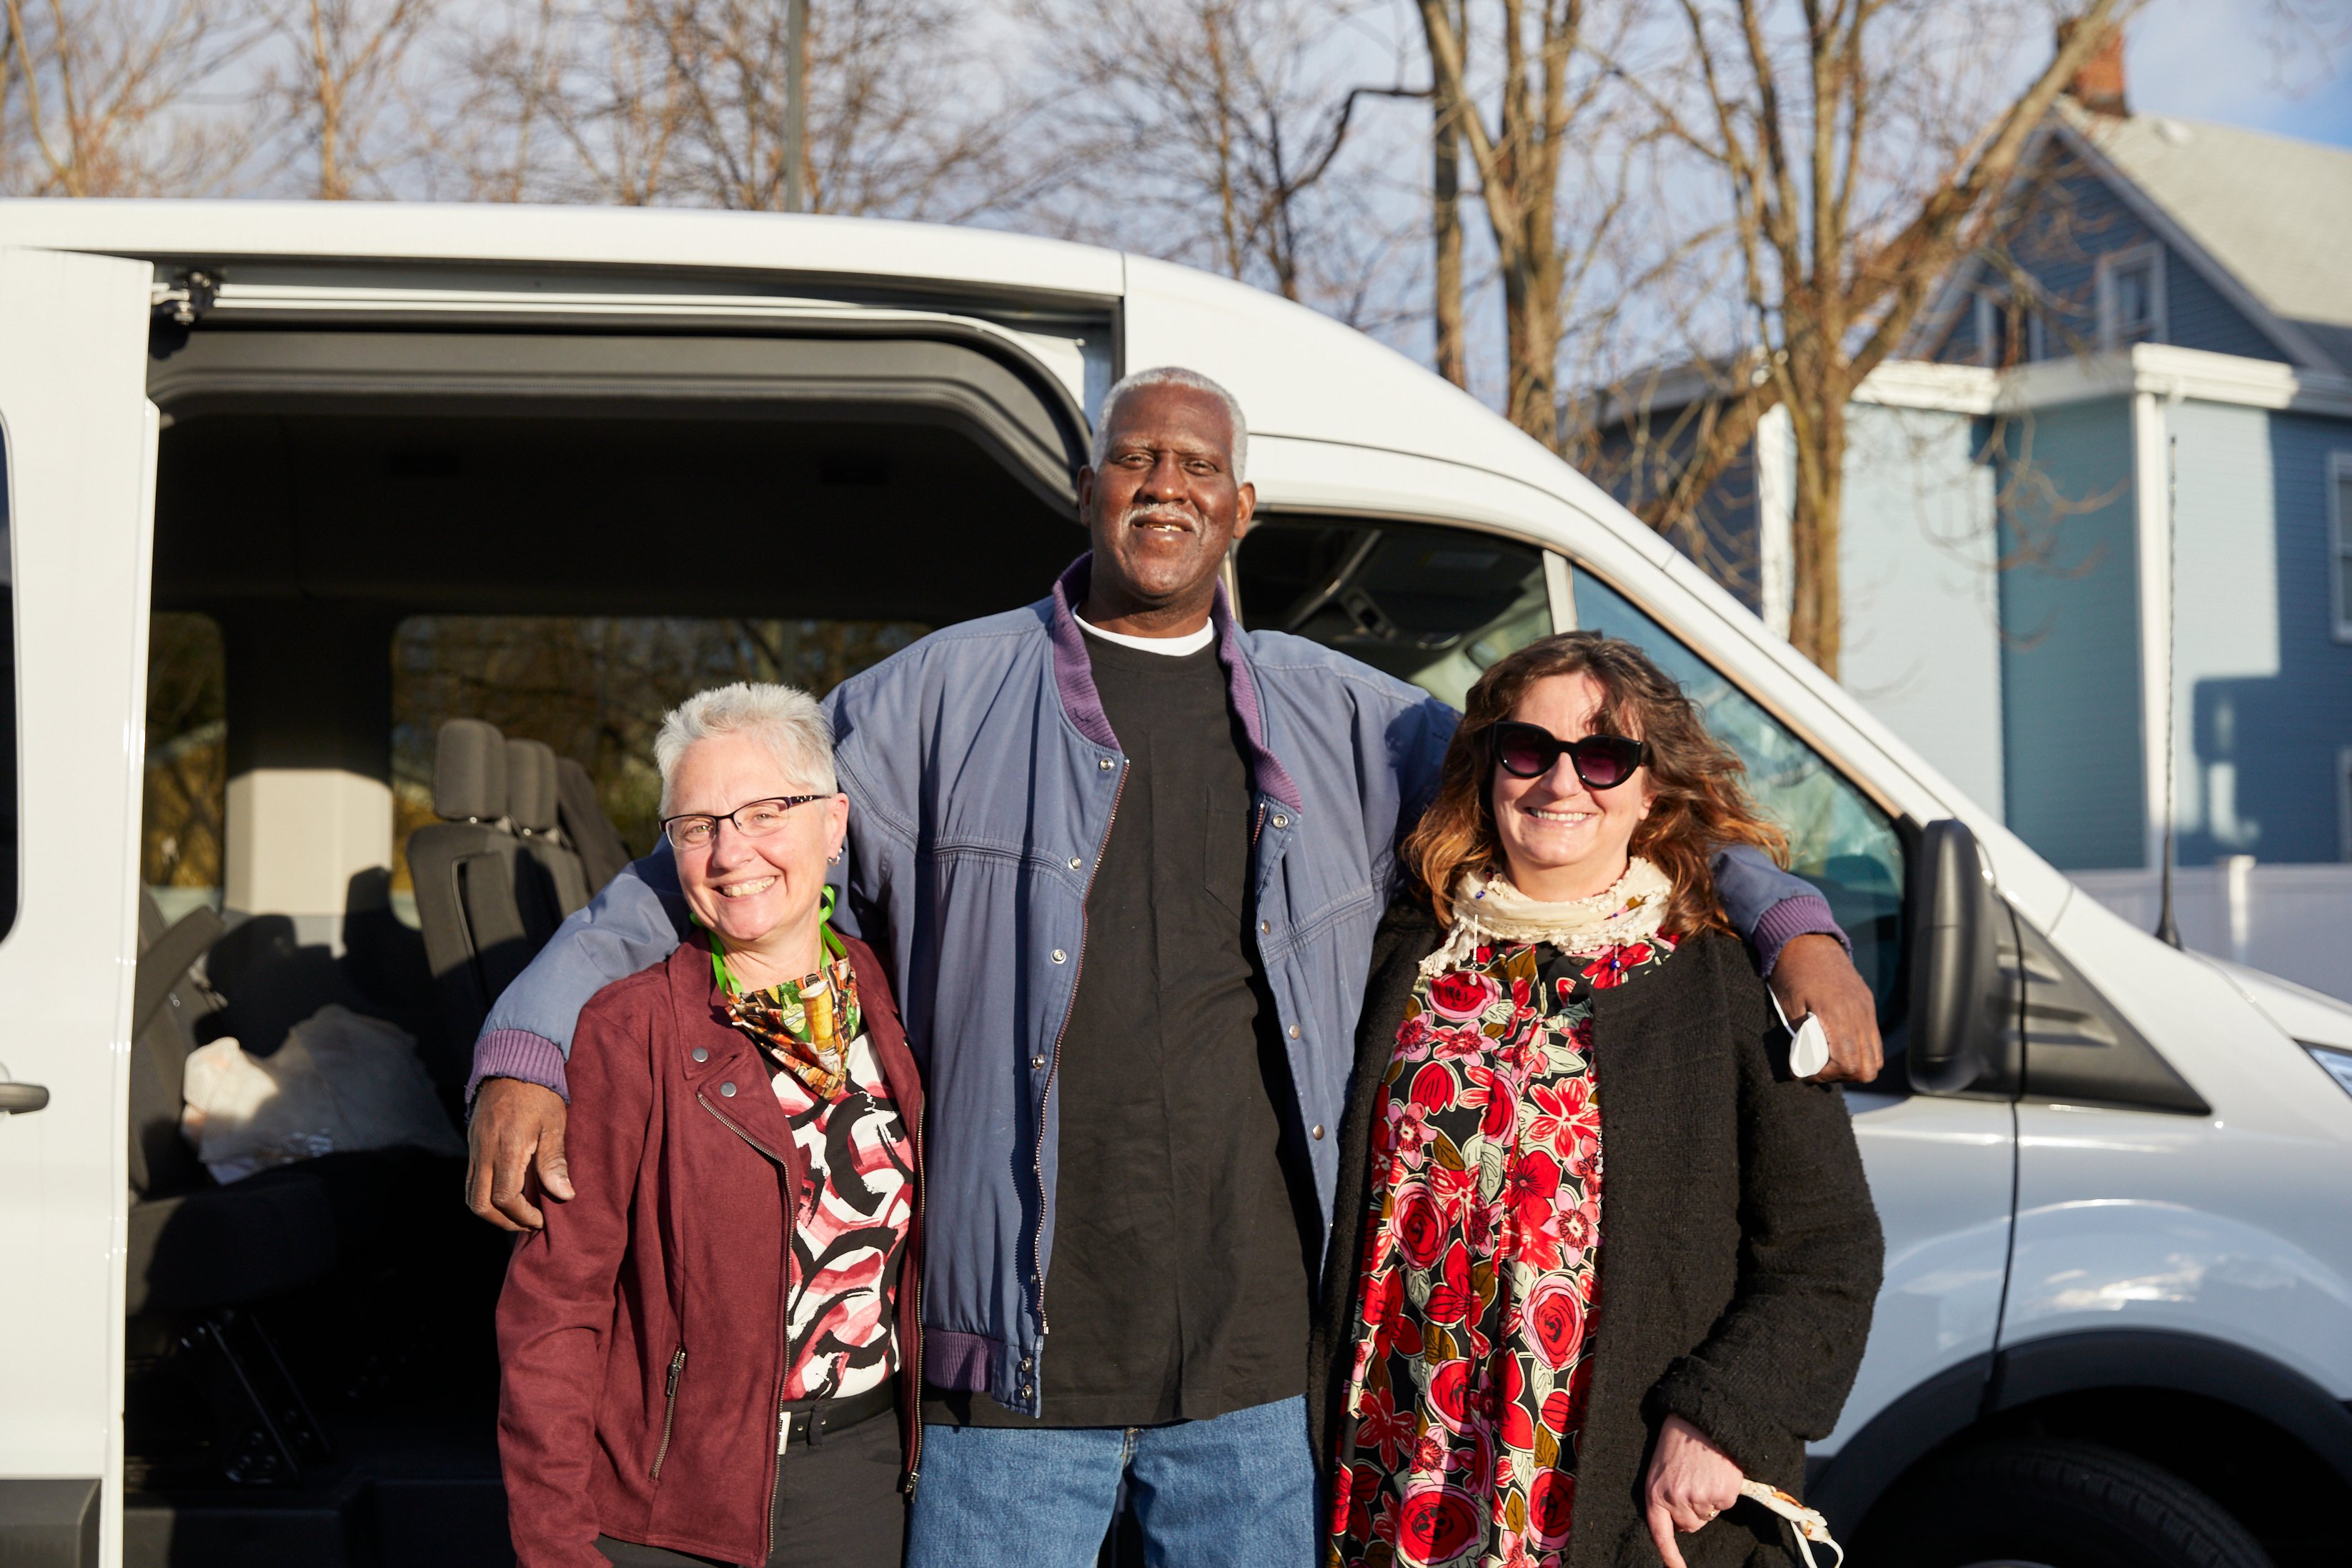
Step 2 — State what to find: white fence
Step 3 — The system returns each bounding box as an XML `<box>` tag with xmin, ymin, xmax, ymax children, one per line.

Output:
<box><xmin>2069</xmin><ymin>860</ymin><xmax>2352</xmax><ymax>1005</ymax></box>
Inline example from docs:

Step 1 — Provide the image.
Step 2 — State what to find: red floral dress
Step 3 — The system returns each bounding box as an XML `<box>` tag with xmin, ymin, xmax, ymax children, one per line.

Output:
<box><xmin>1328</xmin><ymin>933</ymin><xmax>1675</xmax><ymax>1568</ymax></box>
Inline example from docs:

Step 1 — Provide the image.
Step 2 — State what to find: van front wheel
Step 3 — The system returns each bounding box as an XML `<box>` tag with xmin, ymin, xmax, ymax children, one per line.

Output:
<box><xmin>1864</xmin><ymin>1437</ymin><xmax>2273</xmax><ymax>1568</ymax></box>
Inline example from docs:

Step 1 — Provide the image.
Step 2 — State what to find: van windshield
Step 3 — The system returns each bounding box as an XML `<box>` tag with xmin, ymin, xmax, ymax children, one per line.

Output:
<box><xmin>1236</xmin><ymin>517</ymin><xmax>1553</xmax><ymax>708</ymax></box>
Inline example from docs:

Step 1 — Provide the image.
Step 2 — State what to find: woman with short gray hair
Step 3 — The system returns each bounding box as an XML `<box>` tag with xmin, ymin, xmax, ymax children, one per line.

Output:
<box><xmin>498</xmin><ymin>681</ymin><xmax>926</xmax><ymax>1568</ymax></box>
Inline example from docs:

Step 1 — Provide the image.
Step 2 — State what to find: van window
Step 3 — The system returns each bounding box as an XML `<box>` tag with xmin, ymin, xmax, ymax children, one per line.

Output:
<box><xmin>390</xmin><ymin>615</ymin><xmax>927</xmax><ymax>902</ymax></box>
<box><xmin>1236</xmin><ymin>517</ymin><xmax>1552</xmax><ymax>708</ymax></box>
<box><xmin>143</xmin><ymin>613</ymin><xmax>228</xmax><ymax>923</ymax></box>
<box><xmin>1572</xmin><ymin>569</ymin><xmax>1907</xmax><ymax>1016</ymax></box>
<box><xmin>0</xmin><ymin>443</ymin><xmax>14</xmax><ymax>943</ymax></box>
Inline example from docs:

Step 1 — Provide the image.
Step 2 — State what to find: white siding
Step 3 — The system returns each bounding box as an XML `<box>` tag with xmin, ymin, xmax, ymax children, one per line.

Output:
<box><xmin>2168</xmin><ymin>399</ymin><xmax>2281</xmax><ymax>857</ymax></box>
<box><xmin>1838</xmin><ymin>404</ymin><xmax>2008</xmax><ymax>818</ymax></box>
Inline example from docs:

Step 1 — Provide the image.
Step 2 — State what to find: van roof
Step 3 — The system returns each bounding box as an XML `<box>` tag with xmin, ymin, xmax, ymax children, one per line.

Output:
<box><xmin>0</xmin><ymin>198</ymin><xmax>1629</xmax><ymax>542</ymax></box>
<box><xmin>0</xmin><ymin>198</ymin><xmax>1128</xmax><ymax>298</ymax></box>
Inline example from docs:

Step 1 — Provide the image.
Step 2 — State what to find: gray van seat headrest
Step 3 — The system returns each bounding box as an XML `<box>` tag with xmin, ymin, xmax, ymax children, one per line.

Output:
<box><xmin>505</xmin><ymin>738</ymin><xmax>560</xmax><ymax>833</ymax></box>
<box><xmin>435</xmin><ymin>719</ymin><xmax>508</xmax><ymax>821</ymax></box>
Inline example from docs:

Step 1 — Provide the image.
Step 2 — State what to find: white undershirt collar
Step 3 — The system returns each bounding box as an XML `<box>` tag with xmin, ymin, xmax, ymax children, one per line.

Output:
<box><xmin>1075</xmin><ymin>613</ymin><xmax>1216</xmax><ymax>657</ymax></box>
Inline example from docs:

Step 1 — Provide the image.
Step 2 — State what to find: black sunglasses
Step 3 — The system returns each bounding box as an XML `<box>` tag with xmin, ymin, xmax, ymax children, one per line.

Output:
<box><xmin>1489</xmin><ymin>721</ymin><xmax>1649</xmax><ymax>790</ymax></box>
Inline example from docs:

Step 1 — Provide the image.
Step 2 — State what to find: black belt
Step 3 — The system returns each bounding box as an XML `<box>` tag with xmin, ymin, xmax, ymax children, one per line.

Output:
<box><xmin>778</xmin><ymin>1379</ymin><xmax>897</xmax><ymax>1449</ymax></box>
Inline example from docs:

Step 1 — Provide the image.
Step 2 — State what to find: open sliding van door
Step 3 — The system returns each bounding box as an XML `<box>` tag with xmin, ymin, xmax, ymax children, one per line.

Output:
<box><xmin>0</xmin><ymin>248</ymin><xmax>163</xmax><ymax>1567</ymax></box>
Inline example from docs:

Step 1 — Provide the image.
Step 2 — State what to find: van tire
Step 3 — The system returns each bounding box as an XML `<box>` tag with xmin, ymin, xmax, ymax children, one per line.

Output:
<box><xmin>1865</xmin><ymin>1437</ymin><xmax>2273</xmax><ymax>1568</ymax></box>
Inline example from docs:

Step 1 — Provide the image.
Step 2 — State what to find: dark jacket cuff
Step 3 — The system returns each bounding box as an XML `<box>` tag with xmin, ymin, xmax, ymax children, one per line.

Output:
<box><xmin>467</xmin><ymin>1029</ymin><xmax>570</xmax><ymax>1108</ymax></box>
<box><xmin>1646</xmin><ymin>1355</ymin><xmax>1780</xmax><ymax>1479</ymax></box>
<box><xmin>1751</xmin><ymin>893</ymin><xmax>1847</xmax><ymax>978</ymax></box>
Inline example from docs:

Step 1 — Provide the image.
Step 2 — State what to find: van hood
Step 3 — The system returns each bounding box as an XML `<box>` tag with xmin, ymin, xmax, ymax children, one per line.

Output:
<box><xmin>2204</xmin><ymin>957</ymin><xmax>2352</xmax><ymax>1051</ymax></box>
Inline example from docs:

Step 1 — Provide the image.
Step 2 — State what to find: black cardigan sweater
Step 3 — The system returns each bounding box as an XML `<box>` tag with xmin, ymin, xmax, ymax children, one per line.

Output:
<box><xmin>1308</xmin><ymin>897</ymin><xmax>1885</xmax><ymax>1568</ymax></box>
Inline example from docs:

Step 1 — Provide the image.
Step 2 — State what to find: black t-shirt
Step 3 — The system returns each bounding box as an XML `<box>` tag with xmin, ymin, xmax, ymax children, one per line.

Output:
<box><xmin>923</xmin><ymin>628</ymin><xmax>1319</xmax><ymax>1428</ymax></box>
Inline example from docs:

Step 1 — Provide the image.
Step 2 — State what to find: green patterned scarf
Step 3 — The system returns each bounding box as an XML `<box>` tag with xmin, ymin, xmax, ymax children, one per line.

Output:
<box><xmin>727</xmin><ymin>958</ymin><xmax>864</xmax><ymax>1102</ymax></box>
<box><xmin>708</xmin><ymin>888</ymin><xmax>863</xmax><ymax>1101</ymax></box>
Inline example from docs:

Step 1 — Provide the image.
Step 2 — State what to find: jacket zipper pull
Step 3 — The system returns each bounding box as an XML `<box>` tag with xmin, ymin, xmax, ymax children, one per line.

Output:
<box><xmin>666</xmin><ymin>1348</ymin><xmax>686</xmax><ymax>1397</ymax></box>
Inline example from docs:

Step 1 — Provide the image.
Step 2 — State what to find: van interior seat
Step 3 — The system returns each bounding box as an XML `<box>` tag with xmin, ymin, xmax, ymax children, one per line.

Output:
<box><xmin>556</xmin><ymin>755</ymin><xmax>633</xmax><ymax>895</ymax></box>
<box><xmin>126</xmin><ymin>892</ymin><xmax>339</xmax><ymax>1484</ymax></box>
<box><xmin>407</xmin><ymin>719</ymin><xmax>581</xmax><ymax>1071</ymax></box>
<box><xmin>506</xmin><ymin>737</ymin><xmax>590</xmax><ymax>918</ymax></box>
<box><xmin>127</xmin><ymin>890</ymin><xmax>506</xmax><ymax>1487</ymax></box>
<box><xmin>126</xmin><ymin>893</ymin><xmax>339</xmax><ymax>1321</ymax></box>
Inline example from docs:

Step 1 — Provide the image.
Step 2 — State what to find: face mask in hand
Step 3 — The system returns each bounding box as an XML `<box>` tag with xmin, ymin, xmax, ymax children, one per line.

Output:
<box><xmin>1768</xmin><ymin>986</ymin><xmax>1832</xmax><ymax>1079</ymax></box>
<box><xmin>1737</xmin><ymin>1479</ymin><xmax>1843</xmax><ymax>1568</ymax></box>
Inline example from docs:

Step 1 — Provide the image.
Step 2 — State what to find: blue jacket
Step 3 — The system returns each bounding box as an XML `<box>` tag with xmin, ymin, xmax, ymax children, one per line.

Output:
<box><xmin>474</xmin><ymin>556</ymin><xmax>1839</xmax><ymax>1416</ymax></box>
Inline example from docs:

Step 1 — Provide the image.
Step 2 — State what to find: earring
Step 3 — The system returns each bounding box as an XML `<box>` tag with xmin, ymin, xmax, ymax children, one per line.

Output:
<box><xmin>828</xmin><ymin>848</ymin><xmax>842</xmax><ymax>863</ymax></box>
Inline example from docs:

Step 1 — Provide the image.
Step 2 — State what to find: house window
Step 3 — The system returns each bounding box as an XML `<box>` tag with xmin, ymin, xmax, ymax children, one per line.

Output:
<box><xmin>2099</xmin><ymin>244</ymin><xmax>2166</xmax><ymax>349</ymax></box>
<box><xmin>1975</xmin><ymin>284</ymin><xmax>2048</xmax><ymax>367</ymax></box>
<box><xmin>2333</xmin><ymin>452</ymin><xmax>2352</xmax><ymax>642</ymax></box>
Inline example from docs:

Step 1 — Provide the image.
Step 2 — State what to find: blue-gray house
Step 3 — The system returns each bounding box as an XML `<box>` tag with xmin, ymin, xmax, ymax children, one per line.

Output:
<box><xmin>1589</xmin><ymin>84</ymin><xmax>2352</xmax><ymax>993</ymax></box>
<box><xmin>1907</xmin><ymin>101</ymin><xmax>2352</xmax><ymax>880</ymax></box>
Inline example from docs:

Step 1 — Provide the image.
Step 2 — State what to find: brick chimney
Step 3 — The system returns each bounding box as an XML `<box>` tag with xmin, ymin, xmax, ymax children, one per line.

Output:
<box><xmin>2057</xmin><ymin>19</ymin><xmax>2128</xmax><ymax>117</ymax></box>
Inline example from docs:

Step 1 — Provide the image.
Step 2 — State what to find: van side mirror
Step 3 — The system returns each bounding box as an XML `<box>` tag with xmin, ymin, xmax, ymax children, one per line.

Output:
<box><xmin>1905</xmin><ymin>819</ymin><xmax>2018</xmax><ymax>1096</ymax></box>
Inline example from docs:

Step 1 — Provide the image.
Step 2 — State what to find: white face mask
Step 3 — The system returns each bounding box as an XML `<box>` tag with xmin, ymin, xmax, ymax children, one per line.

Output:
<box><xmin>1770</xmin><ymin>983</ymin><xmax>1834</xmax><ymax>1079</ymax></box>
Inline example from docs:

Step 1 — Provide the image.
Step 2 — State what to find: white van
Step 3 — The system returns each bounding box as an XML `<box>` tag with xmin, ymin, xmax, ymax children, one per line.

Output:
<box><xmin>2</xmin><ymin>204</ymin><xmax>2349</xmax><ymax>1568</ymax></box>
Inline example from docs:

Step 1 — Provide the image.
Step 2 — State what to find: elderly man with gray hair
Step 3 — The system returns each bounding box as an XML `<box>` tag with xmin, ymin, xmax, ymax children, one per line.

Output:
<box><xmin>465</xmin><ymin>367</ymin><xmax>1873</xmax><ymax>1563</ymax></box>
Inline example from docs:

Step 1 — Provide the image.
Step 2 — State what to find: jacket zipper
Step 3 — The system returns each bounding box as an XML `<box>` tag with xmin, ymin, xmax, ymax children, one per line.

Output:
<box><xmin>698</xmin><ymin>1093</ymin><xmax>793</xmax><ymax>1167</ymax></box>
<box><xmin>699</xmin><ymin>1090</ymin><xmax>799</xmax><ymax>1561</ymax></box>
<box><xmin>1029</xmin><ymin>763</ymin><xmax>1128</xmax><ymax>1358</ymax></box>
<box><xmin>650</xmin><ymin>1347</ymin><xmax>686</xmax><ymax>1479</ymax></box>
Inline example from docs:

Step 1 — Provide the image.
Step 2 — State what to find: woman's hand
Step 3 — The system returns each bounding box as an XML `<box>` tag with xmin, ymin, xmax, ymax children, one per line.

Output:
<box><xmin>1643</xmin><ymin>1415</ymin><xmax>1744</xmax><ymax>1568</ymax></box>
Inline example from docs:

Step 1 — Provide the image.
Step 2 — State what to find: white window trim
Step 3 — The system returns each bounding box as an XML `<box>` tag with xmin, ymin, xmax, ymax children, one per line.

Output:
<box><xmin>2097</xmin><ymin>242</ymin><xmax>2168</xmax><ymax>352</ymax></box>
<box><xmin>2332</xmin><ymin>450</ymin><xmax>2352</xmax><ymax>642</ymax></box>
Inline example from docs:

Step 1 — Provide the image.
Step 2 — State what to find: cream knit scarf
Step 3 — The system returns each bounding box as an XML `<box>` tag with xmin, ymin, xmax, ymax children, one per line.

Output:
<box><xmin>1418</xmin><ymin>857</ymin><xmax>1674</xmax><ymax>977</ymax></box>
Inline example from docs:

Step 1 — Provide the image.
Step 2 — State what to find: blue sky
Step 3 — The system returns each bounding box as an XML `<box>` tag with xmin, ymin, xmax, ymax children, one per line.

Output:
<box><xmin>2128</xmin><ymin>0</ymin><xmax>2351</xmax><ymax>145</ymax></box>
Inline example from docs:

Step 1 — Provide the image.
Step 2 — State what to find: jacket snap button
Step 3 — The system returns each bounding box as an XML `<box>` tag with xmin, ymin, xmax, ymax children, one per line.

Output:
<box><xmin>1020</xmin><ymin>1356</ymin><xmax>1033</xmax><ymax>1372</ymax></box>
<box><xmin>1052</xmin><ymin>948</ymin><xmax>1068</xmax><ymax>963</ymax></box>
<box><xmin>1099</xmin><ymin>758</ymin><xmax>1114</xmax><ymax>770</ymax></box>
<box><xmin>1259</xmin><ymin>921</ymin><xmax>1271</xmax><ymax>933</ymax></box>
<box><xmin>1271</xmin><ymin>813</ymin><xmax>1289</xmax><ymax>828</ymax></box>
<box><xmin>1312</xmin><ymin>1125</ymin><xmax>1326</xmax><ymax>1140</ymax></box>
<box><xmin>1288</xmin><ymin>1024</ymin><xmax>1300</xmax><ymax>1039</ymax></box>
<box><xmin>719</xmin><ymin>1081</ymin><xmax>738</xmax><ymax>1098</ymax></box>
<box><xmin>692</xmin><ymin>1047</ymin><xmax>709</xmax><ymax>1063</ymax></box>
<box><xmin>1068</xmin><ymin>856</ymin><xmax>1083</xmax><ymax>870</ymax></box>
<box><xmin>1021</xmin><ymin>1384</ymin><xmax>1034</xmax><ymax>1400</ymax></box>
<box><xmin>1031</xmin><ymin>1055</ymin><xmax>1047</xmax><ymax>1070</ymax></box>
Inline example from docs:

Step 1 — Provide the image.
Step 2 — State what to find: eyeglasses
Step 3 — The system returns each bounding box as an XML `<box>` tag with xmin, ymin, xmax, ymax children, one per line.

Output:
<box><xmin>660</xmin><ymin>794</ymin><xmax>828</xmax><ymax>851</ymax></box>
<box><xmin>1489</xmin><ymin>722</ymin><xmax>1649</xmax><ymax>790</ymax></box>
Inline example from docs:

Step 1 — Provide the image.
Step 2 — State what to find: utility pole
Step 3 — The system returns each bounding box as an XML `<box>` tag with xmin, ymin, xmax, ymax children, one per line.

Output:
<box><xmin>2155</xmin><ymin>432</ymin><xmax>2182</xmax><ymax>948</ymax></box>
<box><xmin>784</xmin><ymin>0</ymin><xmax>810</xmax><ymax>213</ymax></box>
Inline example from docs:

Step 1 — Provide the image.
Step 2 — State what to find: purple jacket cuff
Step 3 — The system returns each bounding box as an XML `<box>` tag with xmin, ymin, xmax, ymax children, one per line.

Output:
<box><xmin>467</xmin><ymin>1028</ymin><xmax>570</xmax><ymax>1108</ymax></box>
<box><xmin>1750</xmin><ymin>893</ymin><xmax>1847</xmax><ymax>978</ymax></box>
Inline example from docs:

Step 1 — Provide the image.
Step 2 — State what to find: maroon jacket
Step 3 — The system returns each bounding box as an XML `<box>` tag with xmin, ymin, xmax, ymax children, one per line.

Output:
<box><xmin>497</xmin><ymin>932</ymin><xmax>925</xmax><ymax>1568</ymax></box>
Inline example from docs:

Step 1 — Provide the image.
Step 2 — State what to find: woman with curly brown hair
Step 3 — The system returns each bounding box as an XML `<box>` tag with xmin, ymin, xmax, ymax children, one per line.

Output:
<box><xmin>1309</xmin><ymin>632</ymin><xmax>1882</xmax><ymax>1568</ymax></box>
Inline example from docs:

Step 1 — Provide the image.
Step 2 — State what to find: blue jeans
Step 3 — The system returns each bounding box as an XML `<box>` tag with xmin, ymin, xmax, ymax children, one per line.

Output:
<box><xmin>905</xmin><ymin>1394</ymin><xmax>1319</xmax><ymax>1568</ymax></box>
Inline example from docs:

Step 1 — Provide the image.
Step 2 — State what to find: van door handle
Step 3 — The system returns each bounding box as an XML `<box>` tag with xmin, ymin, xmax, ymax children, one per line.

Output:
<box><xmin>0</xmin><ymin>1083</ymin><xmax>50</xmax><ymax>1113</ymax></box>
